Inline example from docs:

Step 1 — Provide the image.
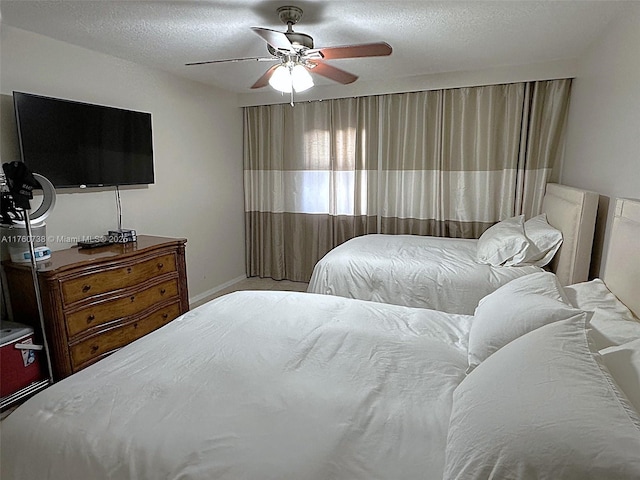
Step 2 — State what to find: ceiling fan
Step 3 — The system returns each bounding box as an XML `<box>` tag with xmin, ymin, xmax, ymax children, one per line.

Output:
<box><xmin>185</xmin><ymin>5</ymin><xmax>392</xmax><ymax>102</ymax></box>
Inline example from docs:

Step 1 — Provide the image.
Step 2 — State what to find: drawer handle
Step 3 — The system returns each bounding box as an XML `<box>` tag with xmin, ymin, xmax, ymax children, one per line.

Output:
<box><xmin>162</xmin><ymin>313</ymin><xmax>169</xmax><ymax>319</ymax></box>
<box><xmin>130</xmin><ymin>295</ymin><xmax>136</xmax><ymax>302</ymax></box>
<box><xmin>82</xmin><ymin>285</ymin><xmax>91</xmax><ymax>293</ymax></box>
<box><xmin>87</xmin><ymin>314</ymin><xmax>96</xmax><ymax>324</ymax></box>
<box><xmin>90</xmin><ymin>345</ymin><xmax>99</xmax><ymax>354</ymax></box>
<box><xmin>127</xmin><ymin>267</ymin><xmax>132</xmax><ymax>274</ymax></box>
<box><xmin>160</xmin><ymin>288</ymin><xmax>166</xmax><ymax>295</ymax></box>
<box><xmin>157</xmin><ymin>262</ymin><xmax>164</xmax><ymax>270</ymax></box>
<box><xmin>133</xmin><ymin>323</ymin><xmax>138</xmax><ymax>329</ymax></box>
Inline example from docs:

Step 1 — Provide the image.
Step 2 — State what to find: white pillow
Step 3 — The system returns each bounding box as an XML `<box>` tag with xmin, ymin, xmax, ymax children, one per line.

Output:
<box><xmin>444</xmin><ymin>316</ymin><xmax>640</xmax><ymax>480</ymax></box>
<box><xmin>476</xmin><ymin>215</ymin><xmax>530</xmax><ymax>267</ymax></box>
<box><xmin>565</xmin><ymin>279</ymin><xmax>640</xmax><ymax>350</ymax></box>
<box><xmin>600</xmin><ymin>338</ymin><xmax>640</xmax><ymax>414</ymax></box>
<box><xmin>519</xmin><ymin>213</ymin><xmax>563</xmax><ymax>266</ymax></box>
<box><xmin>467</xmin><ymin>272</ymin><xmax>582</xmax><ymax>371</ymax></box>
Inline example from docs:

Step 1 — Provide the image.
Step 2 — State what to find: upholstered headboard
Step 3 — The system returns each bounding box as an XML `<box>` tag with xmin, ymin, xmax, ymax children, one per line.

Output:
<box><xmin>602</xmin><ymin>198</ymin><xmax>640</xmax><ymax>319</ymax></box>
<box><xmin>542</xmin><ymin>183</ymin><xmax>599</xmax><ymax>286</ymax></box>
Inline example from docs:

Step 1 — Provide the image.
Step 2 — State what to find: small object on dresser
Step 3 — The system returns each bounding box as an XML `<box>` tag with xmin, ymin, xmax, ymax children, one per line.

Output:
<box><xmin>10</xmin><ymin>245</ymin><xmax>52</xmax><ymax>262</ymax></box>
<box><xmin>107</xmin><ymin>228</ymin><xmax>137</xmax><ymax>243</ymax></box>
<box><xmin>78</xmin><ymin>237</ymin><xmax>113</xmax><ymax>249</ymax></box>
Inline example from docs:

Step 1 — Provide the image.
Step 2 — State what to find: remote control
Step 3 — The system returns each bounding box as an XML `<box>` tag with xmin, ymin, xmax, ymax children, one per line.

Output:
<box><xmin>78</xmin><ymin>238</ymin><xmax>114</xmax><ymax>249</ymax></box>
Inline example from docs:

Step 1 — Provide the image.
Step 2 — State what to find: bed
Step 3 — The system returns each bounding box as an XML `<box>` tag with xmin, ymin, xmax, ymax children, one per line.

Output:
<box><xmin>307</xmin><ymin>183</ymin><xmax>599</xmax><ymax>314</ymax></box>
<box><xmin>1</xmin><ymin>197</ymin><xmax>639</xmax><ymax>480</ymax></box>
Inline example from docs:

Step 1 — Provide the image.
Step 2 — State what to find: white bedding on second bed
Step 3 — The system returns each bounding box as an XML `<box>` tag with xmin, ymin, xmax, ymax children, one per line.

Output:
<box><xmin>307</xmin><ymin>234</ymin><xmax>541</xmax><ymax>314</ymax></box>
<box><xmin>1</xmin><ymin>291</ymin><xmax>472</xmax><ymax>480</ymax></box>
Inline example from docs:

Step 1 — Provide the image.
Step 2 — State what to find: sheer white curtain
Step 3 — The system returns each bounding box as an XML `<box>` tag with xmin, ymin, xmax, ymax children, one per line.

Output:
<box><xmin>244</xmin><ymin>79</ymin><xmax>572</xmax><ymax>281</ymax></box>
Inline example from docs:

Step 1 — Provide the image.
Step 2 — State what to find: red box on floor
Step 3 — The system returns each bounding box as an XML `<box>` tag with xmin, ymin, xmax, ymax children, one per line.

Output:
<box><xmin>1</xmin><ymin>321</ymin><xmax>44</xmax><ymax>398</ymax></box>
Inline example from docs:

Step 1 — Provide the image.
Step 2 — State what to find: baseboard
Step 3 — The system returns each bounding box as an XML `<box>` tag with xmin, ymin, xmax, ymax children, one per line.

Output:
<box><xmin>189</xmin><ymin>274</ymin><xmax>247</xmax><ymax>308</ymax></box>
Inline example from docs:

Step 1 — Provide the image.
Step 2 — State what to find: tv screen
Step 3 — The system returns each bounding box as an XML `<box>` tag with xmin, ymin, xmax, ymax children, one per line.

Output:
<box><xmin>13</xmin><ymin>92</ymin><xmax>154</xmax><ymax>188</ymax></box>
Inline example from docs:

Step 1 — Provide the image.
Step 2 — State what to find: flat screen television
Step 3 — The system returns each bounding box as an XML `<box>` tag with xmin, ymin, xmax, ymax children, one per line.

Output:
<box><xmin>13</xmin><ymin>92</ymin><xmax>154</xmax><ymax>188</ymax></box>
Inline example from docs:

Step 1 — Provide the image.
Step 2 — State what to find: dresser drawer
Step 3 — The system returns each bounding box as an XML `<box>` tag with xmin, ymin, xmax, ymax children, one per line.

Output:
<box><xmin>70</xmin><ymin>302</ymin><xmax>181</xmax><ymax>369</ymax></box>
<box><xmin>61</xmin><ymin>253</ymin><xmax>177</xmax><ymax>305</ymax></box>
<box><xmin>65</xmin><ymin>279</ymin><xmax>179</xmax><ymax>338</ymax></box>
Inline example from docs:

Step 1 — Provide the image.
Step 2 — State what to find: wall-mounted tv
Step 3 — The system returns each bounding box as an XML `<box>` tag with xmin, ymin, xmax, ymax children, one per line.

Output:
<box><xmin>13</xmin><ymin>92</ymin><xmax>154</xmax><ymax>188</ymax></box>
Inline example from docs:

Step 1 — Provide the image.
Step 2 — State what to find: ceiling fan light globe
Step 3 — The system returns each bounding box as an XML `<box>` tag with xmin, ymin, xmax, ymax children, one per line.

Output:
<box><xmin>292</xmin><ymin>64</ymin><xmax>314</xmax><ymax>92</ymax></box>
<box><xmin>268</xmin><ymin>65</ymin><xmax>293</xmax><ymax>93</ymax></box>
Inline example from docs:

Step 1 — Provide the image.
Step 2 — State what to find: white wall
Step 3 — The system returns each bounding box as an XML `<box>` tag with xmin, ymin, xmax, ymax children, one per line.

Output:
<box><xmin>0</xmin><ymin>25</ymin><xmax>246</xmax><ymax>303</ymax></box>
<box><xmin>561</xmin><ymin>4</ymin><xmax>640</xmax><ymax>276</ymax></box>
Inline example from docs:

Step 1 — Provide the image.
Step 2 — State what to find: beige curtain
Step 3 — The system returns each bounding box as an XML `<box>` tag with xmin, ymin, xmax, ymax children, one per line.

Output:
<box><xmin>379</xmin><ymin>84</ymin><xmax>526</xmax><ymax>237</ymax></box>
<box><xmin>244</xmin><ymin>79</ymin><xmax>572</xmax><ymax>281</ymax></box>
<box><xmin>244</xmin><ymin>97</ymin><xmax>378</xmax><ymax>281</ymax></box>
<box><xmin>515</xmin><ymin>80</ymin><xmax>573</xmax><ymax>215</ymax></box>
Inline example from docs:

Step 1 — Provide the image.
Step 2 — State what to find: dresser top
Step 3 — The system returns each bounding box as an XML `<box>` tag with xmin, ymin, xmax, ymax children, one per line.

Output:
<box><xmin>4</xmin><ymin>235</ymin><xmax>186</xmax><ymax>275</ymax></box>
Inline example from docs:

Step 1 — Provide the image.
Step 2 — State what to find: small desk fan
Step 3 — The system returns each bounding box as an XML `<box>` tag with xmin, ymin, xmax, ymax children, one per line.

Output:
<box><xmin>1</xmin><ymin>162</ymin><xmax>56</xmax><ymax>263</ymax></box>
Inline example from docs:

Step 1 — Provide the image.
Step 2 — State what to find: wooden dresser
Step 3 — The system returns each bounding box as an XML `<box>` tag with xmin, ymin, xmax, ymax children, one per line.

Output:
<box><xmin>3</xmin><ymin>235</ymin><xmax>188</xmax><ymax>380</ymax></box>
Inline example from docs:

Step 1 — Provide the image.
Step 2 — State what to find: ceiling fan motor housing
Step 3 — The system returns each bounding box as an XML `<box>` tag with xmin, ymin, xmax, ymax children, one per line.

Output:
<box><xmin>267</xmin><ymin>6</ymin><xmax>314</xmax><ymax>54</ymax></box>
<box><xmin>277</xmin><ymin>6</ymin><xmax>303</xmax><ymax>26</ymax></box>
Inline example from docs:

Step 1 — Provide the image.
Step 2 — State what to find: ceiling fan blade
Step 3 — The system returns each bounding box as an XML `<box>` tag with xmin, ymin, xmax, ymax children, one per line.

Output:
<box><xmin>251</xmin><ymin>64</ymin><xmax>281</xmax><ymax>89</ymax></box>
<box><xmin>185</xmin><ymin>57</ymin><xmax>276</xmax><ymax>66</ymax></box>
<box><xmin>313</xmin><ymin>42</ymin><xmax>392</xmax><ymax>60</ymax></box>
<box><xmin>309</xmin><ymin>62</ymin><xmax>358</xmax><ymax>85</ymax></box>
<box><xmin>251</xmin><ymin>27</ymin><xmax>295</xmax><ymax>53</ymax></box>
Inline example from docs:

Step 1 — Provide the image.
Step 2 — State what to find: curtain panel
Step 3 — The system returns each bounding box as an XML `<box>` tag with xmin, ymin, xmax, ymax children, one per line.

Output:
<box><xmin>244</xmin><ymin>79</ymin><xmax>572</xmax><ymax>282</ymax></box>
<box><xmin>244</xmin><ymin>98</ymin><xmax>379</xmax><ymax>281</ymax></box>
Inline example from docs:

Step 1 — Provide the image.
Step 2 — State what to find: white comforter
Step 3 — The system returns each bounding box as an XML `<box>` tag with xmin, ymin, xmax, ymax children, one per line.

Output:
<box><xmin>308</xmin><ymin>234</ymin><xmax>541</xmax><ymax>314</ymax></box>
<box><xmin>1</xmin><ymin>291</ymin><xmax>472</xmax><ymax>480</ymax></box>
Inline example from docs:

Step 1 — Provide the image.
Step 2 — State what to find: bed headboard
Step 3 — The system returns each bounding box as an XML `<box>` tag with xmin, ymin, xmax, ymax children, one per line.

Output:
<box><xmin>602</xmin><ymin>198</ymin><xmax>640</xmax><ymax>319</ymax></box>
<box><xmin>542</xmin><ymin>183</ymin><xmax>599</xmax><ymax>286</ymax></box>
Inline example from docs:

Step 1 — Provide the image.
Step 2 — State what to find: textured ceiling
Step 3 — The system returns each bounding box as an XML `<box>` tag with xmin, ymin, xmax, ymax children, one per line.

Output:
<box><xmin>0</xmin><ymin>1</ymin><xmax>630</xmax><ymax>99</ymax></box>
